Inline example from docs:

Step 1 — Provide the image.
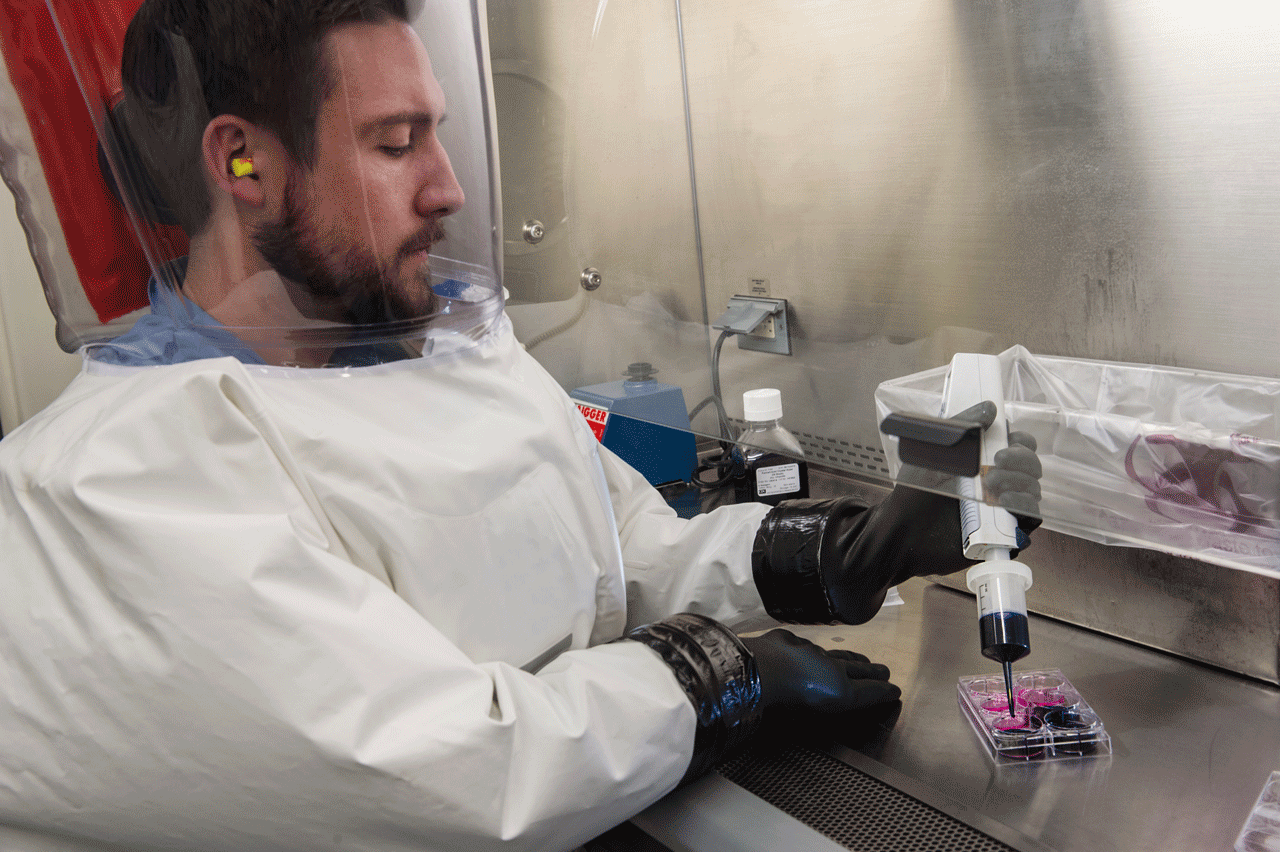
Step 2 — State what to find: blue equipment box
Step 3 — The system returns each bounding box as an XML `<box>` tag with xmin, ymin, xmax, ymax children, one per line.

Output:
<box><xmin>572</xmin><ymin>365</ymin><xmax>699</xmax><ymax>488</ymax></box>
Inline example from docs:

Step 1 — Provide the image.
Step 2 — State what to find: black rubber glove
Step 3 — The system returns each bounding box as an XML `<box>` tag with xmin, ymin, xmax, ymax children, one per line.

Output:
<box><xmin>752</xmin><ymin>404</ymin><xmax>1042</xmax><ymax>626</ymax></box>
<box><xmin>624</xmin><ymin>615</ymin><xmax>899</xmax><ymax>785</ymax></box>
<box><xmin>623</xmin><ymin>613</ymin><xmax>764</xmax><ymax>784</ymax></box>
<box><xmin>739</xmin><ymin>629</ymin><xmax>900</xmax><ymax>713</ymax></box>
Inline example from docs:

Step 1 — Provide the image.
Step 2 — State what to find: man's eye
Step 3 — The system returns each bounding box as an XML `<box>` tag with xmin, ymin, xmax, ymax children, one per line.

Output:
<box><xmin>380</xmin><ymin>145</ymin><xmax>411</xmax><ymax>158</ymax></box>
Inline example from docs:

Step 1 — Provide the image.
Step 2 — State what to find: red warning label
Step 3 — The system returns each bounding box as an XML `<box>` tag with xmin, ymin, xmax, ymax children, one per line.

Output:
<box><xmin>576</xmin><ymin>403</ymin><xmax>609</xmax><ymax>442</ymax></box>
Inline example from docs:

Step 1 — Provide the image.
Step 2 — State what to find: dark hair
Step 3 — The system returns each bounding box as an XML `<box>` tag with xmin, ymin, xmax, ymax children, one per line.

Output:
<box><xmin>114</xmin><ymin>0</ymin><xmax>408</xmax><ymax>234</ymax></box>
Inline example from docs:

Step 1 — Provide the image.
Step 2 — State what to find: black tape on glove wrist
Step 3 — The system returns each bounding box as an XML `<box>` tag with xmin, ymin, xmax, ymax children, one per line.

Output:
<box><xmin>623</xmin><ymin>613</ymin><xmax>764</xmax><ymax>784</ymax></box>
<box><xmin>750</xmin><ymin>498</ymin><xmax>862</xmax><ymax>623</ymax></box>
<box><xmin>753</xmin><ymin>490</ymin><xmax>979</xmax><ymax>626</ymax></box>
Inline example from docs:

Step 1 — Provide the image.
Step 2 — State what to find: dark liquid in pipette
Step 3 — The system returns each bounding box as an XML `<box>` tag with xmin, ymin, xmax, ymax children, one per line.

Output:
<box><xmin>980</xmin><ymin>611</ymin><xmax>1030</xmax><ymax>718</ymax></box>
<box><xmin>979</xmin><ymin>611</ymin><xmax>1030</xmax><ymax>663</ymax></box>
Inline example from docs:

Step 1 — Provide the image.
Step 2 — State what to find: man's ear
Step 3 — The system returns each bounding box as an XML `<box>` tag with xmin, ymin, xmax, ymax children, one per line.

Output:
<box><xmin>202</xmin><ymin>115</ymin><xmax>266</xmax><ymax>207</ymax></box>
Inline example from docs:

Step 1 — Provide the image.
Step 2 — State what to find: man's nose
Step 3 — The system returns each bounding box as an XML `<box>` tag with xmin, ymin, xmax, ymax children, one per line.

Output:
<box><xmin>416</xmin><ymin>137</ymin><xmax>466</xmax><ymax>218</ymax></box>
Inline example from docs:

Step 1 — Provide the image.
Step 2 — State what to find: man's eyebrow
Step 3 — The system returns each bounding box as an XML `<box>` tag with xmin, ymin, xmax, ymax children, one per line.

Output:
<box><xmin>357</xmin><ymin>111</ymin><xmax>446</xmax><ymax>136</ymax></box>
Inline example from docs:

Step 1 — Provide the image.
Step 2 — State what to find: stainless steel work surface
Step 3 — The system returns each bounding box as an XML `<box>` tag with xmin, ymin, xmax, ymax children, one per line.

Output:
<box><xmin>751</xmin><ymin>578</ymin><xmax>1280</xmax><ymax>852</ymax></box>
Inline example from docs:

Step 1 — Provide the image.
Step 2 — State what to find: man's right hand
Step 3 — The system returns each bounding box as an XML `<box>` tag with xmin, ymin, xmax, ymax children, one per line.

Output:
<box><xmin>740</xmin><ymin>629</ymin><xmax>900</xmax><ymax>714</ymax></box>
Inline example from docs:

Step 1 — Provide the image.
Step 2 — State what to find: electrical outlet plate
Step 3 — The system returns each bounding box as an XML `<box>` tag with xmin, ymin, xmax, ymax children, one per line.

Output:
<box><xmin>733</xmin><ymin>296</ymin><xmax>791</xmax><ymax>355</ymax></box>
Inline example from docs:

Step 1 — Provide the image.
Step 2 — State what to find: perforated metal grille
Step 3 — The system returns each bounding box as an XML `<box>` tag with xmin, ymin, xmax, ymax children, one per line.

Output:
<box><xmin>793</xmin><ymin>431</ymin><xmax>891</xmax><ymax>478</ymax></box>
<box><xmin>718</xmin><ymin>746</ymin><xmax>1017</xmax><ymax>852</ymax></box>
<box><xmin>726</xmin><ymin>418</ymin><xmax>891</xmax><ymax>477</ymax></box>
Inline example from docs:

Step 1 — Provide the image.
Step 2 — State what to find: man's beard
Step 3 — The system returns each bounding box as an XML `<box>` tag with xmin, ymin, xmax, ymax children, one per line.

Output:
<box><xmin>252</xmin><ymin>178</ymin><xmax>443</xmax><ymax>330</ymax></box>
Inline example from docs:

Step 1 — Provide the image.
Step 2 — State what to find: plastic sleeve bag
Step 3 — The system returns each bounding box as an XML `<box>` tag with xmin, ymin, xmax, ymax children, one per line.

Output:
<box><xmin>876</xmin><ymin>345</ymin><xmax>1280</xmax><ymax>577</ymax></box>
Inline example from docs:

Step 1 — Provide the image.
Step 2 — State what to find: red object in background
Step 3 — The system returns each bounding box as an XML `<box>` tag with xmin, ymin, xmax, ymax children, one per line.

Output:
<box><xmin>575</xmin><ymin>402</ymin><xmax>609</xmax><ymax>443</ymax></box>
<box><xmin>0</xmin><ymin>0</ymin><xmax>187</xmax><ymax>324</ymax></box>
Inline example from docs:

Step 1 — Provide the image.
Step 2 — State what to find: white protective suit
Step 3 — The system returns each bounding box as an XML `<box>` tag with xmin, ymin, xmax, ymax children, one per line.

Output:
<box><xmin>0</xmin><ymin>313</ymin><xmax>773</xmax><ymax>852</ymax></box>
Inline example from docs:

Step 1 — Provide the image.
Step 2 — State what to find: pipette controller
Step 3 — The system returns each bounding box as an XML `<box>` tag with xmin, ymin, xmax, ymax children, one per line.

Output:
<box><xmin>940</xmin><ymin>353</ymin><xmax>1033</xmax><ymax>717</ymax></box>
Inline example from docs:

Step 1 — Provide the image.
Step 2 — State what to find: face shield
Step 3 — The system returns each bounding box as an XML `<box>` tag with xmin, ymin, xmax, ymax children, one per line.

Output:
<box><xmin>46</xmin><ymin>0</ymin><xmax>501</xmax><ymax>369</ymax></box>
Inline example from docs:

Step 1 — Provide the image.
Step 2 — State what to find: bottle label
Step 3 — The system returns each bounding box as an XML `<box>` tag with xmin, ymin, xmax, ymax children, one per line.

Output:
<box><xmin>755</xmin><ymin>462</ymin><xmax>802</xmax><ymax>497</ymax></box>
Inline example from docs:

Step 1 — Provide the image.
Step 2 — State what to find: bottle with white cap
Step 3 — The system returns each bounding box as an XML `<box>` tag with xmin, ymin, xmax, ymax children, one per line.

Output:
<box><xmin>733</xmin><ymin>388</ymin><xmax>810</xmax><ymax>505</ymax></box>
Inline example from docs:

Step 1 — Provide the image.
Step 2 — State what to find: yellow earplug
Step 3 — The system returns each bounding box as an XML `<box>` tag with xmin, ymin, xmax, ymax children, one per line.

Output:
<box><xmin>230</xmin><ymin>157</ymin><xmax>255</xmax><ymax>178</ymax></box>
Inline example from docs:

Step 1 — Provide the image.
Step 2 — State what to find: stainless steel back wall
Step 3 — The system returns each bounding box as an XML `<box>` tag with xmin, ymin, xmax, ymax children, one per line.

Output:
<box><xmin>487</xmin><ymin>0</ymin><xmax>1280</xmax><ymax>680</ymax></box>
<box><xmin>492</xmin><ymin>0</ymin><xmax>1280</xmax><ymax>379</ymax></box>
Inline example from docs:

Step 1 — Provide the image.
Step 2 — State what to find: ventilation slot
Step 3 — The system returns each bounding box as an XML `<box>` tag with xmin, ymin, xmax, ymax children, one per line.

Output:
<box><xmin>719</xmin><ymin>745</ymin><xmax>1020</xmax><ymax>852</ymax></box>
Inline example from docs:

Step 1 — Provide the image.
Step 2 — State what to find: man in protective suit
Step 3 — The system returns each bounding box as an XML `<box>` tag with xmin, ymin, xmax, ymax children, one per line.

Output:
<box><xmin>0</xmin><ymin>1</ymin><xmax>1041</xmax><ymax>850</ymax></box>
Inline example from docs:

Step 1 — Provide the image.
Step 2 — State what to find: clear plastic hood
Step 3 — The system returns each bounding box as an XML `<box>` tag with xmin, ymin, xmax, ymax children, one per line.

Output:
<box><xmin>34</xmin><ymin>0</ymin><xmax>502</xmax><ymax>367</ymax></box>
